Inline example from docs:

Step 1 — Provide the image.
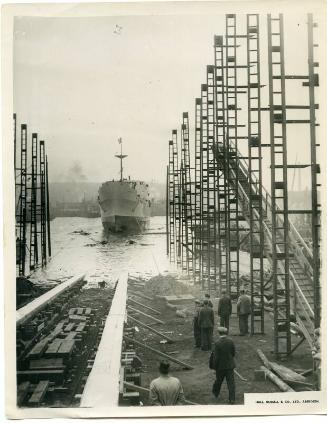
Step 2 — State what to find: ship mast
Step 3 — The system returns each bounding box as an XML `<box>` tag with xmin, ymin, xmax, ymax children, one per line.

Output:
<box><xmin>115</xmin><ymin>138</ymin><xmax>128</xmax><ymax>182</ymax></box>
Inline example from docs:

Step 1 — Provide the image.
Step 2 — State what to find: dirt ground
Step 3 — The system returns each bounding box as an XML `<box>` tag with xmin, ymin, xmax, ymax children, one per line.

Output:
<box><xmin>127</xmin><ymin>276</ymin><xmax>315</xmax><ymax>406</ymax></box>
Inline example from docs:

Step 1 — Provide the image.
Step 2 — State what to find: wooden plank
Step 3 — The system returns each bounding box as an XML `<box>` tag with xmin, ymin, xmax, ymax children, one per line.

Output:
<box><xmin>28</xmin><ymin>339</ymin><xmax>50</xmax><ymax>358</ymax></box>
<box><xmin>69</xmin><ymin>314</ymin><xmax>87</xmax><ymax>323</ymax></box>
<box><xmin>81</xmin><ymin>272</ymin><xmax>128</xmax><ymax>408</ymax></box>
<box><xmin>65</xmin><ymin>332</ymin><xmax>77</xmax><ymax>341</ymax></box>
<box><xmin>269</xmin><ymin>362</ymin><xmax>307</xmax><ymax>383</ymax></box>
<box><xmin>17</xmin><ymin>274</ymin><xmax>86</xmax><ymax>326</ymax></box>
<box><xmin>45</xmin><ymin>339</ymin><xmax>62</xmax><ymax>355</ymax></box>
<box><xmin>127</xmin><ymin>315</ymin><xmax>173</xmax><ymax>342</ymax></box>
<box><xmin>29</xmin><ymin>358</ymin><xmax>64</xmax><ymax>370</ymax></box>
<box><xmin>257</xmin><ymin>349</ymin><xmax>272</xmax><ymax>369</ymax></box>
<box><xmin>76</xmin><ymin>323</ymin><xmax>86</xmax><ymax>332</ymax></box>
<box><xmin>85</xmin><ymin>308</ymin><xmax>92</xmax><ymax>315</ymax></box>
<box><xmin>119</xmin><ymin>366</ymin><xmax>125</xmax><ymax>394</ymax></box>
<box><xmin>128</xmin><ymin>298</ymin><xmax>161</xmax><ymax>316</ymax></box>
<box><xmin>260</xmin><ymin>366</ymin><xmax>294</xmax><ymax>392</ymax></box>
<box><xmin>301</xmin><ymin>369</ymin><xmax>313</xmax><ymax>377</ymax></box>
<box><xmin>123</xmin><ymin>335</ymin><xmax>193</xmax><ymax>370</ymax></box>
<box><xmin>55</xmin><ymin>322</ymin><xmax>65</xmax><ymax>331</ymax></box>
<box><xmin>128</xmin><ymin>290</ymin><xmax>154</xmax><ymax>302</ymax></box>
<box><xmin>127</xmin><ymin>306</ymin><xmax>164</xmax><ymax>324</ymax></box>
<box><xmin>69</xmin><ymin>308</ymin><xmax>77</xmax><ymax>315</ymax></box>
<box><xmin>284</xmin><ymin>379</ymin><xmax>314</xmax><ymax>390</ymax></box>
<box><xmin>17</xmin><ymin>370</ymin><xmax>64</xmax><ymax>384</ymax></box>
<box><xmin>17</xmin><ymin>382</ymin><xmax>30</xmax><ymax>406</ymax></box>
<box><xmin>64</xmin><ymin>323</ymin><xmax>75</xmax><ymax>332</ymax></box>
<box><xmin>57</xmin><ymin>340</ymin><xmax>75</xmax><ymax>355</ymax></box>
<box><xmin>28</xmin><ymin>381</ymin><xmax>49</xmax><ymax>405</ymax></box>
<box><xmin>77</xmin><ymin>307</ymin><xmax>83</xmax><ymax>315</ymax></box>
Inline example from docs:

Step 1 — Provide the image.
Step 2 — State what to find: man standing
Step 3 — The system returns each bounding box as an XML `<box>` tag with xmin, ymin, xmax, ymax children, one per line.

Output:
<box><xmin>211</xmin><ymin>326</ymin><xmax>236</xmax><ymax>404</ymax></box>
<box><xmin>217</xmin><ymin>290</ymin><xmax>232</xmax><ymax>333</ymax></box>
<box><xmin>204</xmin><ymin>293</ymin><xmax>213</xmax><ymax>308</ymax></box>
<box><xmin>198</xmin><ymin>299</ymin><xmax>214</xmax><ymax>351</ymax></box>
<box><xmin>312</xmin><ymin>328</ymin><xmax>321</xmax><ymax>390</ymax></box>
<box><xmin>237</xmin><ymin>289</ymin><xmax>251</xmax><ymax>336</ymax></box>
<box><xmin>149</xmin><ymin>360</ymin><xmax>185</xmax><ymax>405</ymax></box>
<box><xmin>193</xmin><ymin>300</ymin><xmax>202</xmax><ymax>348</ymax></box>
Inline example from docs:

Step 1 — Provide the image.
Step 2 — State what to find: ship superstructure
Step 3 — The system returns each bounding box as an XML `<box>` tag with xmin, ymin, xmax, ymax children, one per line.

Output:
<box><xmin>98</xmin><ymin>139</ymin><xmax>151</xmax><ymax>232</ymax></box>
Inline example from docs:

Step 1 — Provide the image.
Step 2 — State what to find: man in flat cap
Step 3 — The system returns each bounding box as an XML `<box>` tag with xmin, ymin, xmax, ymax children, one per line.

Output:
<box><xmin>210</xmin><ymin>326</ymin><xmax>236</xmax><ymax>404</ymax></box>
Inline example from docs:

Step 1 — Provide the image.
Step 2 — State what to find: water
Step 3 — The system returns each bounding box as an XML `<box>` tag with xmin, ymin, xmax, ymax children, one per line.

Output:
<box><xmin>28</xmin><ymin>216</ymin><xmax>260</xmax><ymax>290</ymax></box>
<box><xmin>29</xmin><ymin>216</ymin><xmax>176</xmax><ymax>288</ymax></box>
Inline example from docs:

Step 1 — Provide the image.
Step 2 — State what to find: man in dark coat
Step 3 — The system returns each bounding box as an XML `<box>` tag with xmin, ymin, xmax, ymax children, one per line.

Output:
<box><xmin>237</xmin><ymin>289</ymin><xmax>251</xmax><ymax>335</ymax></box>
<box><xmin>193</xmin><ymin>300</ymin><xmax>202</xmax><ymax>348</ymax></box>
<box><xmin>198</xmin><ymin>299</ymin><xmax>214</xmax><ymax>351</ymax></box>
<box><xmin>211</xmin><ymin>326</ymin><xmax>236</xmax><ymax>404</ymax></box>
<box><xmin>217</xmin><ymin>290</ymin><xmax>232</xmax><ymax>333</ymax></box>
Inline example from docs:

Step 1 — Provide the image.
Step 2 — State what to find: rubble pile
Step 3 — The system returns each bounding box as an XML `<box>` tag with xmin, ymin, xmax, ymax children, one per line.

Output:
<box><xmin>143</xmin><ymin>274</ymin><xmax>196</xmax><ymax>297</ymax></box>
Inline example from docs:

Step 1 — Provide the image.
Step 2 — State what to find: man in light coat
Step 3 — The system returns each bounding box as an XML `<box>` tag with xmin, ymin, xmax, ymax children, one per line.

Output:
<box><xmin>237</xmin><ymin>289</ymin><xmax>251</xmax><ymax>336</ymax></box>
<box><xmin>149</xmin><ymin>360</ymin><xmax>185</xmax><ymax>405</ymax></box>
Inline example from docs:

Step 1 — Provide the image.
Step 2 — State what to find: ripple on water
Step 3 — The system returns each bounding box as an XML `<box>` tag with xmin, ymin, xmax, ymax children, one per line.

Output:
<box><xmin>29</xmin><ymin>216</ymin><xmax>179</xmax><ymax>289</ymax></box>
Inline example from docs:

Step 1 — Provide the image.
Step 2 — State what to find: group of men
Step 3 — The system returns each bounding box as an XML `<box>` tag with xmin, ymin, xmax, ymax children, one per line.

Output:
<box><xmin>194</xmin><ymin>289</ymin><xmax>251</xmax><ymax>350</ymax></box>
<box><xmin>148</xmin><ymin>289</ymin><xmax>252</xmax><ymax>406</ymax></box>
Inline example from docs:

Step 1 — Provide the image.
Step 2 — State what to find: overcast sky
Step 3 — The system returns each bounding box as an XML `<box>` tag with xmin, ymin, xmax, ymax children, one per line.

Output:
<box><xmin>13</xmin><ymin>12</ymin><xmax>320</xmax><ymax>188</ymax></box>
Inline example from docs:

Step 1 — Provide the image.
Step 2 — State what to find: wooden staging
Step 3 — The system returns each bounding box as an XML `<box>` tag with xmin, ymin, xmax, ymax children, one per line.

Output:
<box><xmin>80</xmin><ymin>271</ymin><xmax>128</xmax><ymax>408</ymax></box>
<box><xmin>16</xmin><ymin>273</ymin><xmax>86</xmax><ymax>326</ymax></box>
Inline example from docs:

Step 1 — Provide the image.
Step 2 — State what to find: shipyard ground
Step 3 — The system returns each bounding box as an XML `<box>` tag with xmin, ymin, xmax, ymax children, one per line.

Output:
<box><xmin>17</xmin><ymin>273</ymin><xmax>315</xmax><ymax>407</ymax></box>
<box><xmin>128</xmin><ymin>276</ymin><xmax>314</xmax><ymax>405</ymax></box>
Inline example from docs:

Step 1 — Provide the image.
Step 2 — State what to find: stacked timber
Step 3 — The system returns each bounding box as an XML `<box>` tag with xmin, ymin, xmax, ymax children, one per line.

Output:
<box><xmin>18</xmin><ymin>307</ymin><xmax>93</xmax><ymax>406</ymax></box>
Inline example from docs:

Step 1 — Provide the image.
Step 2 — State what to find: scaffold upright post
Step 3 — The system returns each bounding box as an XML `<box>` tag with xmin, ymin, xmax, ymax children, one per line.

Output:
<box><xmin>307</xmin><ymin>13</ymin><xmax>321</xmax><ymax>328</ymax></box>
<box><xmin>267</xmin><ymin>13</ymin><xmax>291</xmax><ymax>357</ymax></box>
<box><xmin>247</xmin><ymin>13</ymin><xmax>265</xmax><ymax>334</ymax></box>
<box><xmin>194</xmin><ymin>98</ymin><xmax>202</xmax><ymax>284</ymax></box>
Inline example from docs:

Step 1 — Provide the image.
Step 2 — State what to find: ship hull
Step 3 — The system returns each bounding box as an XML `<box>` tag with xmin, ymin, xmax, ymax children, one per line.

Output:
<box><xmin>102</xmin><ymin>215</ymin><xmax>149</xmax><ymax>233</ymax></box>
<box><xmin>98</xmin><ymin>180</ymin><xmax>151</xmax><ymax>233</ymax></box>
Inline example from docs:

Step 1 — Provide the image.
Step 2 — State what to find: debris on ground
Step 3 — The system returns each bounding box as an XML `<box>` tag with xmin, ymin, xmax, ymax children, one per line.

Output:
<box><xmin>143</xmin><ymin>274</ymin><xmax>196</xmax><ymax>297</ymax></box>
<box><xmin>71</xmin><ymin>230</ymin><xmax>90</xmax><ymax>236</ymax></box>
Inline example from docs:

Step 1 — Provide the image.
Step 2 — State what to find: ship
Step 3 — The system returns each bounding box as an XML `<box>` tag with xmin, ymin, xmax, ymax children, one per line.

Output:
<box><xmin>98</xmin><ymin>139</ymin><xmax>151</xmax><ymax>233</ymax></box>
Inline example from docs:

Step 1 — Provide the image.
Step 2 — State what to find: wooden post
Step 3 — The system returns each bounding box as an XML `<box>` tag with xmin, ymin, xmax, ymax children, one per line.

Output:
<box><xmin>260</xmin><ymin>366</ymin><xmax>294</xmax><ymax>392</ymax></box>
<box><xmin>257</xmin><ymin>349</ymin><xmax>271</xmax><ymax>369</ymax></box>
<box><xmin>128</xmin><ymin>297</ymin><xmax>161</xmax><ymax>316</ymax></box>
<box><xmin>127</xmin><ymin>315</ymin><xmax>173</xmax><ymax>342</ymax></box>
<box><xmin>128</xmin><ymin>290</ymin><xmax>154</xmax><ymax>302</ymax></box>
<box><xmin>123</xmin><ymin>335</ymin><xmax>194</xmax><ymax>370</ymax></box>
<box><xmin>127</xmin><ymin>306</ymin><xmax>164</xmax><ymax>325</ymax></box>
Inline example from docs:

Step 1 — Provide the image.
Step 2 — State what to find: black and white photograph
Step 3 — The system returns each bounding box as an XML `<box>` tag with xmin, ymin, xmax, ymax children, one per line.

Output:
<box><xmin>2</xmin><ymin>0</ymin><xmax>326</xmax><ymax>418</ymax></box>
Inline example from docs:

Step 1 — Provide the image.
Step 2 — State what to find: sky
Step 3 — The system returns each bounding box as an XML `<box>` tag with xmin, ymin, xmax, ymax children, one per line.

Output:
<box><xmin>13</xmin><ymin>11</ymin><xmax>321</xmax><ymax>188</ymax></box>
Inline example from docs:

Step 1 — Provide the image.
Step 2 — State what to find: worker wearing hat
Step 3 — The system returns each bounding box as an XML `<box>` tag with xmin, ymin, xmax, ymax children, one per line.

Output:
<box><xmin>210</xmin><ymin>326</ymin><xmax>236</xmax><ymax>404</ymax></box>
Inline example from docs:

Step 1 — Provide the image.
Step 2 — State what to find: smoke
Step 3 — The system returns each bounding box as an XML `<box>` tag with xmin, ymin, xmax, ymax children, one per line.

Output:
<box><xmin>67</xmin><ymin>161</ymin><xmax>87</xmax><ymax>182</ymax></box>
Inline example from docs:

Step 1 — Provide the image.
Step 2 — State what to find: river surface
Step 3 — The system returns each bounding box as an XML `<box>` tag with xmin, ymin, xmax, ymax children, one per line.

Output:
<box><xmin>29</xmin><ymin>216</ymin><xmax>256</xmax><ymax>289</ymax></box>
<box><xmin>29</xmin><ymin>216</ymin><xmax>177</xmax><ymax>288</ymax></box>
